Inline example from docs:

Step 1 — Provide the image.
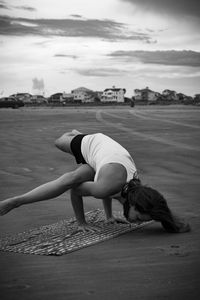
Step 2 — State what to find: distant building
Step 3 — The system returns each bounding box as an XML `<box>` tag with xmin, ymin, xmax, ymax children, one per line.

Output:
<box><xmin>10</xmin><ymin>93</ymin><xmax>32</xmax><ymax>103</ymax></box>
<box><xmin>162</xmin><ymin>89</ymin><xmax>178</xmax><ymax>101</ymax></box>
<box><xmin>101</xmin><ymin>86</ymin><xmax>126</xmax><ymax>102</ymax></box>
<box><xmin>71</xmin><ymin>87</ymin><xmax>95</xmax><ymax>103</ymax></box>
<box><xmin>134</xmin><ymin>87</ymin><xmax>158</xmax><ymax>102</ymax></box>
<box><xmin>95</xmin><ymin>91</ymin><xmax>103</xmax><ymax>102</ymax></box>
<box><xmin>49</xmin><ymin>93</ymin><xmax>64</xmax><ymax>103</ymax></box>
<box><xmin>31</xmin><ymin>95</ymin><xmax>47</xmax><ymax>104</ymax></box>
<box><xmin>62</xmin><ymin>92</ymin><xmax>74</xmax><ymax>102</ymax></box>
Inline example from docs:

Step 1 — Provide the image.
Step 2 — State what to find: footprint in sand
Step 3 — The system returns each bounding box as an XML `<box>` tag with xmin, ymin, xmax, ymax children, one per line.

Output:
<box><xmin>158</xmin><ymin>245</ymin><xmax>190</xmax><ymax>257</ymax></box>
<box><xmin>22</xmin><ymin>168</ymin><xmax>32</xmax><ymax>172</ymax></box>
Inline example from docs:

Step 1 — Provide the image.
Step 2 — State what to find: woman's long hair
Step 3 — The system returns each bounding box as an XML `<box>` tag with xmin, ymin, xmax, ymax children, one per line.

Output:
<box><xmin>125</xmin><ymin>180</ymin><xmax>190</xmax><ymax>233</ymax></box>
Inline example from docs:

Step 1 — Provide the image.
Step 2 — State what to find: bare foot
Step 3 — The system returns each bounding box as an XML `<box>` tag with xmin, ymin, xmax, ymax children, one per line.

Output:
<box><xmin>0</xmin><ymin>198</ymin><xmax>19</xmax><ymax>216</ymax></box>
<box><xmin>72</xmin><ymin>129</ymin><xmax>82</xmax><ymax>135</ymax></box>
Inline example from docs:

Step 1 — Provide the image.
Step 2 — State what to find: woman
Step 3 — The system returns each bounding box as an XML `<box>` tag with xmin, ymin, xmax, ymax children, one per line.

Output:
<box><xmin>0</xmin><ymin>130</ymin><xmax>190</xmax><ymax>233</ymax></box>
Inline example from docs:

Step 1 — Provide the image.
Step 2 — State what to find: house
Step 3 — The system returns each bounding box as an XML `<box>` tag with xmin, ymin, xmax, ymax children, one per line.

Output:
<box><xmin>48</xmin><ymin>93</ymin><xmax>64</xmax><ymax>103</ymax></box>
<box><xmin>134</xmin><ymin>87</ymin><xmax>158</xmax><ymax>102</ymax></box>
<box><xmin>71</xmin><ymin>87</ymin><xmax>95</xmax><ymax>103</ymax></box>
<box><xmin>95</xmin><ymin>91</ymin><xmax>103</xmax><ymax>102</ymax></box>
<box><xmin>162</xmin><ymin>89</ymin><xmax>178</xmax><ymax>101</ymax></box>
<box><xmin>10</xmin><ymin>93</ymin><xmax>32</xmax><ymax>104</ymax></box>
<box><xmin>31</xmin><ymin>95</ymin><xmax>47</xmax><ymax>104</ymax></box>
<box><xmin>101</xmin><ymin>86</ymin><xmax>126</xmax><ymax>102</ymax></box>
<box><xmin>62</xmin><ymin>92</ymin><xmax>74</xmax><ymax>102</ymax></box>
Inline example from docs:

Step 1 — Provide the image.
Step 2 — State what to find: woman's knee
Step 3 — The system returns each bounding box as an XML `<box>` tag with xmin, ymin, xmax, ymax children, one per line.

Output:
<box><xmin>55</xmin><ymin>132</ymin><xmax>74</xmax><ymax>153</ymax></box>
<box><xmin>71</xmin><ymin>165</ymin><xmax>95</xmax><ymax>184</ymax></box>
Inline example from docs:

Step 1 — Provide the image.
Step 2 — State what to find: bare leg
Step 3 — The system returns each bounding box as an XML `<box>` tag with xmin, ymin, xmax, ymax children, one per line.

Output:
<box><xmin>0</xmin><ymin>165</ymin><xmax>94</xmax><ymax>216</ymax></box>
<box><xmin>75</xmin><ymin>163</ymin><xmax>127</xmax><ymax>199</ymax></box>
<box><xmin>69</xmin><ymin>163</ymin><xmax>129</xmax><ymax>228</ymax></box>
<box><xmin>55</xmin><ymin>129</ymin><xmax>82</xmax><ymax>154</ymax></box>
<box><xmin>71</xmin><ymin>129</ymin><xmax>82</xmax><ymax>135</ymax></box>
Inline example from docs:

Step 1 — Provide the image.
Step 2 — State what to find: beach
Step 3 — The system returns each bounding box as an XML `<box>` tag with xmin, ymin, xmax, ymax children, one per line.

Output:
<box><xmin>0</xmin><ymin>106</ymin><xmax>200</xmax><ymax>300</ymax></box>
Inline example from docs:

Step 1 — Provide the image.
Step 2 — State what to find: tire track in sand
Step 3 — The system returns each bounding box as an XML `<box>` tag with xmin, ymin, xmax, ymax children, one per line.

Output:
<box><xmin>130</xmin><ymin>110</ymin><xmax>200</xmax><ymax>129</ymax></box>
<box><xmin>96</xmin><ymin>110</ymin><xmax>200</xmax><ymax>152</ymax></box>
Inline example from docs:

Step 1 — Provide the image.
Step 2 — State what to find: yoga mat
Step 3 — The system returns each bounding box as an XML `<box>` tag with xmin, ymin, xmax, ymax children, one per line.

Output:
<box><xmin>0</xmin><ymin>209</ymin><xmax>153</xmax><ymax>256</ymax></box>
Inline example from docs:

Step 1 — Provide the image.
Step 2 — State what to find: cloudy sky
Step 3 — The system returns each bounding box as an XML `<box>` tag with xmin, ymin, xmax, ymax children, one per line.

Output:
<box><xmin>0</xmin><ymin>0</ymin><xmax>200</xmax><ymax>97</ymax></box>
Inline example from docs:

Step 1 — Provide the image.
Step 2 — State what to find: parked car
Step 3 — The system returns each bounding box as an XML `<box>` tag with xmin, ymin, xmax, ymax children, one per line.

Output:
<box><xmin>0</xmin><ymin>97</ymin><xmax>24</xmax><ymax>109</ymax></box>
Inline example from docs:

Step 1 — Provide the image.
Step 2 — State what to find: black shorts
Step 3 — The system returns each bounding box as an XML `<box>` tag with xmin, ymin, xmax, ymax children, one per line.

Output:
<box><xmin>70</xmin><ymin>134</ymin><xmax>87</xmax><ymax>164</ymax></box>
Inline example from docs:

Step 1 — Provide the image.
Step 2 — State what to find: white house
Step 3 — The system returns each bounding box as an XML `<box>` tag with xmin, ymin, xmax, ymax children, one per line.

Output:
<box><xmin>62</xmin><ymin>92</ymin><xmax>74</xmax><ymax>102</ymax></box>
<box><xmin>101</xmin><ymin>87</ymin><xmax>126</xmax><ymax>102</ymax></box>
<box><xmin>71</xmin><ymin>87</ymin><xmax>95</xmax><ymax>103</ymax></box>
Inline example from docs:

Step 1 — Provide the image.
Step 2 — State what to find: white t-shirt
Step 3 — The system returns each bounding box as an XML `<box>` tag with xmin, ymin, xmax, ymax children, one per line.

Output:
<box><xmin>81</xmin><ymin>133</ymin><xmax>137</xmax><ymax>182</ymax></box>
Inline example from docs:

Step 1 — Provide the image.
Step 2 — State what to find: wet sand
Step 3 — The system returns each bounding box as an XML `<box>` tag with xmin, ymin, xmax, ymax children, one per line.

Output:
<box><xmin>0</xmin><ymin>106</ymin><xmax>200</xmax><ymax>300</ymax></box>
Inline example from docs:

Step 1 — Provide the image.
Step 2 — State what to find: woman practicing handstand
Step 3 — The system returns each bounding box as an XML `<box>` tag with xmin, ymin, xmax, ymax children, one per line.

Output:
<box><xmin>0</xmin><ymin>129</ymin><xmax>190</xmax><ymax>233</ymax></box>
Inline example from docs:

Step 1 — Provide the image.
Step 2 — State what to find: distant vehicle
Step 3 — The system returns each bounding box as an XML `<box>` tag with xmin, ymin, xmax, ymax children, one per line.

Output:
<box><xmin>0</xmin><ymin>97</ymin><xmax>24</xmax><ymax>109</ymax></box>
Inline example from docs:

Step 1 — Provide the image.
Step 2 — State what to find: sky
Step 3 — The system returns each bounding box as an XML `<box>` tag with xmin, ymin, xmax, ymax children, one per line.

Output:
<box><xmin>0</xmin><ymin>0</ymin><xmax>200</xmax><ymax>97</ymax></box>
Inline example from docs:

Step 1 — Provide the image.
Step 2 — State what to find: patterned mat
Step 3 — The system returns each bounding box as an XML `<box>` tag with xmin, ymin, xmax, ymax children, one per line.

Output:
<box><xmin>0</xmin><ymin>209</ymin><xmax>153</xmax><ymax>256</ymax></box>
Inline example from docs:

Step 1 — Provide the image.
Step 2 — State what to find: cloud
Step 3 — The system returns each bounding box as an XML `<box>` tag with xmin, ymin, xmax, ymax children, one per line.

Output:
<box><xmin>0</xmin><ymin>0</ymin><xmax>9</xmax><ymax>9</ymax></box>
<box><xmin>75</xmin><ymin>68</ymin><xmax>127</xmax><ymax>77</ymax></box>
<box><xmin>54</xmin><ymin>54</ymin><xmax>78</xmax><ymax>59</ymax></box>
<box><xmin>0</xmin><ymin>1</ymin><xmax>36</xmax><ymax>12</ymax></box>
<box><xmin>32</xmin><ymin>78</ymin><xmax>44</xmax><ymax>91</ymax></box>
<box><xmin>0</xmin><ymin>4</ymin><xmax>8</xmax><ymax>9</ymax></box>
<box><xmin>14</xmin><ymin>6</ymin><xmax>37</xmax><ymax>12</ymax></box>
<box><xmin>108</xmin><ymin>50</ymin><xmax>200</xmax><ymax>67</ymax></box>
<box><xmin>0</xmin><ymin>16</ymin><xmax>38</xmax><ymax>36</ymax></box>
<box><xmin>0</xmin><ymin>15</ymin><xmax>152</xmax><ymax>42</ymax></box>
<box><xmin>70</xmin><ymin>14</ymin><xmax>82</xmax><ymax>18</ymax></box>
<box><xmin>121</xmin><ymin>0</ymin><xmax>200</xmax><ymax>19</ymax></box>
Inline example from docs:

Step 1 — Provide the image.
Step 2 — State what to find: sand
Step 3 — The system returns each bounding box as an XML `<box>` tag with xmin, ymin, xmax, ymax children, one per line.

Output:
<box><xmin>0</xmin><ymin>106</ymin><xmax>200</xmax><ymax>300</ymax></box>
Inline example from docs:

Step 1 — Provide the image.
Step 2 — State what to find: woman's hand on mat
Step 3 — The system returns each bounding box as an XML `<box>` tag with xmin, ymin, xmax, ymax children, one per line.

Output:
<box><xmin>76</xmin><ymin>223</ymin><xmax>102</xmax><ymax>233</ymax></box>
<box><xmin>105</xmin><ymin>216</ymin><xmax>131</xmax><ymax>225</ymax></box>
